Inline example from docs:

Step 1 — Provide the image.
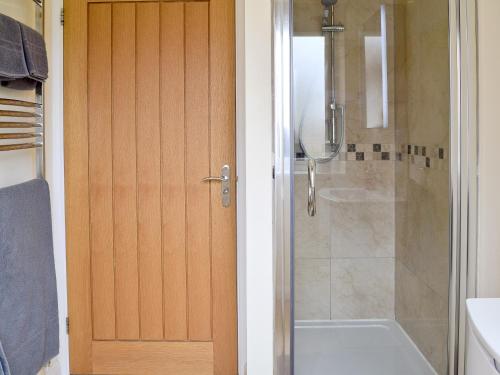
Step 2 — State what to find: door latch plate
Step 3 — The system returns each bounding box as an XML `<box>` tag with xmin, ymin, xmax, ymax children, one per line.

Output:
<box><xmin>220</xmin><ymin>165</ymin><xmax>230</xmax><ymax>208</ymax></box>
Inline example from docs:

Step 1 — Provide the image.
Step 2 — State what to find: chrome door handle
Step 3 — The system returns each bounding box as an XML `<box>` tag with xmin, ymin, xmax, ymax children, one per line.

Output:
<box><xmin>307</xmin><ymin>158</ymin><xmax>316</xmax><ymax>217</ymax></box>
<box><xmin>201</xmin><ymin>165</ymin><xmax>231</xmax><ymax>208</ymax></box>
<box><xmin>201</xmin><ymin>176</ymin><xmax>228</xmax><ymax>183</ymax></box>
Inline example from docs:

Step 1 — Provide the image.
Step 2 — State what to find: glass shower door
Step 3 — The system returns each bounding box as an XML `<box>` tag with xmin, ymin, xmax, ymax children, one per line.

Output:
<box><xmin>292</xmin><ymin>1</ymin><xmax>451</xmax><ymax>374</ymax></box>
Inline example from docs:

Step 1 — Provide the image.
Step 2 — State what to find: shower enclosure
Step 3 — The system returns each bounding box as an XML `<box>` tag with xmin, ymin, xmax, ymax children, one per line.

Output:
<box><xmin>273</xmin><ymin>0</ymin><xmax>478</xmax><ymax>374</ymax></box>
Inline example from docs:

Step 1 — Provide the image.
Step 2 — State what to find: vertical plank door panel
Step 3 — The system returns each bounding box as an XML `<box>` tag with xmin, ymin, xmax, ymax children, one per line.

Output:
<box><xmin>65</xmin><ymin>0</ymin><xmax>92</xmax><ymax>370</ymax></box>
<box><xmin>112</xmin><ymin>3</ymin><xmax>140</xmax><ymax>340</ymax></box>
<box><xmin>210</xmin><ymin>0</ymin><xmax>238</xmax><ymax>372</ymax></box>
<box><xmin>66</xmin><ymin>0</ymin><xmax>237</xmax><ymax>372</ymax></box>
<box><xmin>136</xmin><ymin>2</ymin><xmax>164</xmax><ymax>340</ymax></box>
<box><xmin>185</xmin><ymin>1</ymin><xmax>212</xmax><ymax>342</ymax></box>
<box><xmin>160</xmin><ymin>2</ymin><xmax>188</xmax><ymax>341</ymax></box>
<box><xmin>88</xmin><ymin>3</ymin><xmax>116</xmax><ymax>340</ymax></box>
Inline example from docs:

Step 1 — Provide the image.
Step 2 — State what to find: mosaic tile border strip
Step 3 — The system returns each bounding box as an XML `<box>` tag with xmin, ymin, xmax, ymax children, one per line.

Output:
<box><xmin>295</xmin><ymin>143</ymin><xmax>399</xmax><ymax>161</ymax></box>
<box><xmin>403</xmin><ymin>144</ymin><xmax>447</xmax><ymax>160</ymax></box>
<box><xmin>295</xmin><ymin>143</ymin><xmax>448</xmax><ymax>169</ymax></box>
<box><xmin>402</xmin><ymin>144</ymin><xmax>448</xmax><ymax>170</ymax></box>
<box><xmin>295</xmin><ymin>151</ymin><xmax>400</xmax><ymax>161</ymax></box>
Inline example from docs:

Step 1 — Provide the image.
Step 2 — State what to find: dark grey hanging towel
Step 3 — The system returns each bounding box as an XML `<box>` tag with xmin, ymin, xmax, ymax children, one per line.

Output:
<box><xmin>0</xmin><ymin>13</ymin><xmax>29</xmax><ymax>82</ymax></box>
<box><xmin>0</xmin><ymin>13</ymin><xmax>48</xmax><ymax>90</ymax></box>
<box><xmin>19</xmin><ymin>23</ymin><xmax>48</xmax><ymax>82</ymax></box>
<box><xmin>0</xmin><ymin>179</ymin><xmax>59</xmax><ymax>375</ymax></box>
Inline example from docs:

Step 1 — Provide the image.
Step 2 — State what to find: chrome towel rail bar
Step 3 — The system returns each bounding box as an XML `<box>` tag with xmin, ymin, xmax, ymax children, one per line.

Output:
<box><xmin>0</xmin><ymin>143</ymin><xmax>42</xmax><ymax>152</ymax></box>
<box><xmin>0</xmin><ymin>133</ymin><xmax>42</xmax><ymax>140</ymax></box>
<box><xmin>0</xmin><ymin>97</ymin><xmax>44</xmax><ymax>153</ymax></box>
<box><xmin>0</xmin><ymin>98</ymin><xmax>41</xmax><ymax>108</ymax></box>
<box><xmin>0</xmin><ymin>122</ymin><xmax>41</xmax><ymax>128</ymax></box>
<box><xmin>0</xmin><ymin>109</ymin><xmax>42</xmax><ymax>118</ymax></box>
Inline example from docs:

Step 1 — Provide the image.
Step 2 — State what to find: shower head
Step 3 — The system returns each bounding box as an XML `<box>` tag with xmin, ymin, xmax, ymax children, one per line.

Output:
<box><xmin>321</xmin><ymin>0</ymin><xmax>338</xmax><ymax>6</ymax></box>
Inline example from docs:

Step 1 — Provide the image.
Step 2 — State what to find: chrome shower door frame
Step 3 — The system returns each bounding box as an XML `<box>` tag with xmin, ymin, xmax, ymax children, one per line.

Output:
<box><xmin>449</xmin><ymin>0</ymin><xmax>479</xmax><ymax>374</ymax></box>
<box><xmin>272</xmin><ymin>0</ymin><xmax>479</xmax><ymax>375</ymax></box>
<box><xmin>273</xmin><ymin>0</ymin><xmax>293</xmax><ymax>373</ymax></box>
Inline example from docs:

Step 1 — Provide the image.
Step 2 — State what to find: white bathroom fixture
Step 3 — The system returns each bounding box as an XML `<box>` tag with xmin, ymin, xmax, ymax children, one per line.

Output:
<box><xmin>466</xmin><ymin>298</ymin><xmax>500</xmax><ymax>374</ymax></box>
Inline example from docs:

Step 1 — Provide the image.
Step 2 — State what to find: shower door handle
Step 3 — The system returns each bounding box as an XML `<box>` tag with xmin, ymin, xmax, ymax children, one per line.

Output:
<box><xmin>307</xmin><ymin>159</ymin><xmax>316</xmax><ymax>217</ymax></box>
<box><xmin>201</xmin><ymin>165</ymin><xmax>231</xmax><ymax>208</ymax></box>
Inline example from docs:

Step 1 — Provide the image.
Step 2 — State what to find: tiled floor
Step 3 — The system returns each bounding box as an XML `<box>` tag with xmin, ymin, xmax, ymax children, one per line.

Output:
<box><xmin>295</xmin><ymin>320</ymin><xmax>438</xmax><ymax>375</ymax></box>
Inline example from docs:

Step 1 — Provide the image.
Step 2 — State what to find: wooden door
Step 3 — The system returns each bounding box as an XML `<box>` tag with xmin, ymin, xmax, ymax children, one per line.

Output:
<box><xmin>64</xmin><ymin>1</ymin><xmax>236</xmax><ymax>374</ymax></box>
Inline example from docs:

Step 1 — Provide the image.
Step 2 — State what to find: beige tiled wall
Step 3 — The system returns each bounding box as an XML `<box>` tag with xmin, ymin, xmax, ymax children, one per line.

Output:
<box><xmin>294</xmin><ymin>0</ymin><xmax>397</xmax><ymax>322</ymax></box>
<box><xmin>294</xmin><ymin>161</ymin><xmax>396</xmax><ymax>321</ymax></box>
<box><xmin>394</xmin><ymin>1</ymin><xmax>450</xmax><ymax>374</ymax></box>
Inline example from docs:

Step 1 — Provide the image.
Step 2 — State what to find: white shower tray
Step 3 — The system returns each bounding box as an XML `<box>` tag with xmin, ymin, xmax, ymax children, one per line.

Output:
<box><xmin>295</xmin><ymin>319</ymin><xmax>438</xmax><ymax>375</ymax></box>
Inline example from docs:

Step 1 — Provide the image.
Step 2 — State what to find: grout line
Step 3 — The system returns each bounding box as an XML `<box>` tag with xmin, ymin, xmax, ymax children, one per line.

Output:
<box><xmin>87</xmin><ymin>3</ymin><xmax>95</xmax><ymax>340</ymax></box>
<box><xmin>183</xmin><ymin>2</ymin><xmax>189</xmax><ymax>341</ymax></box>
<box><xmin>159</xmin><ymin>1</ymin><xmax>166</xmax><ymax>341</ymax></box>
<box><xmin>110</xmin><ymin>2</ymin><xmax>118</xmax><ymax>340</ymax></box>
<box><xmin>206</xmin><ymin>1</ymin><xmax>214</xmax><ymax>340</ymax></box>
<box><xmin>329</xmin><ymin>258</ymin><xmax>332</xmax><ymax>320</ymax></box>
<box><xmin>134</xmin><ymin>1</ymin><xmax>141</xmax><ymax>341</ymax></box>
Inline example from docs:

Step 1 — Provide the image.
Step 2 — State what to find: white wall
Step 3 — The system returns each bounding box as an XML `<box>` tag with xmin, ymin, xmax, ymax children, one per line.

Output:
<box><xmin>236</xmin><ymin>0</ymin><xmax>247</xmax><ymax>372</ymax></box>
<box><xmin>476</xmin><ymin>0</ymin><xmax>500</xmax><ymax>298</ymax></box>
<box><xmin>239</xmin><ymin>0</ymin><xmax>275</xmax><ymax>374</ymax></box>
<box><xmin>43</xmin><ymin>0</ymin><xmax>69</xmax><ymax>373</ymax></box>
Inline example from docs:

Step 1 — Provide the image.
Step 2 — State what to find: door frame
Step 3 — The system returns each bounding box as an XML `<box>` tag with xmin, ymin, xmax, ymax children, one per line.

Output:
<box><xmin>449</xmin><ymin>1</ymin><xmax>479</xmax><ymax>374</ymax></box>
<box><xmin>272</xmin><ymin>0</ymin><xmax>293</xmax><ymax>374</ymax></box>
<box><xmin>271</xmin><ymin>0</ymin><xmax>480</xmax><ymax>375</ymax></box>
<box><xmin>64</xmin><ymin>0</ymin><xmax>238</xmax><ymax>373</ymax></box>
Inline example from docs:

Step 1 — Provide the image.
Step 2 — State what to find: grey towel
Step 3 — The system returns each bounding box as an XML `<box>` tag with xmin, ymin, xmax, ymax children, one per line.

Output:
<box><xmin>0</xmin><ymin>13</ymin><xmax>29</xmax><ymax>81</ymax></box>
<box><xmin>0</xmin><ymin>14</ymin><xmax>48</xmax><ymax>90</ymax></box>
<box><xmin>1</xmin><ymin>77</ymin><xmax>39</xmax><ymax>90</ymax></box>
<box><xmin>0</xmin><ymin>341</ymin><xmax>11</xmax><ymax>375</ymax></box>
<box><xmin>0</xmin><ymin>179</ymin><xmax>59</xmax><ymax>375</ymax></box>
<box><xmin>19</xmin><ymin>23</ymin><xmax>48</xmax><ymax>82</ymax></box>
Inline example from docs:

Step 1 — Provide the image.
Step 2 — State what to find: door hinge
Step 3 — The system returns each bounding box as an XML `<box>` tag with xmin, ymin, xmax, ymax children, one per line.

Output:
<box><xmin>60</xmin><ymin>8</ymin><xmax>64</xmax><ymax>26</ymax></box>
<box><xmin>66</xmin><ymin>317</ymin><xmax>69</xmax><ymax>334</ymax></box>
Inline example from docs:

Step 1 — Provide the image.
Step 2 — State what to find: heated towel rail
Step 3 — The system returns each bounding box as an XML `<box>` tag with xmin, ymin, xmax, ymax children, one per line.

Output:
<box><xmin>0</xmin><ymin>97</ymin><xmax>43</xmax><ymax>148</ymax></box>
<box><xmin>0</xmin><ymin>93</ymin><xmax>44</xmax><ymax>177</ymax></box>
<box><xmin>0</xmin><ymin>0</ymin><xmax>45</xmax><ymax>178</ymax></box>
